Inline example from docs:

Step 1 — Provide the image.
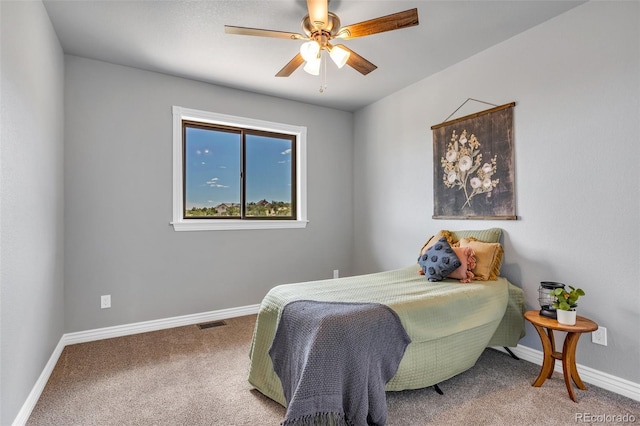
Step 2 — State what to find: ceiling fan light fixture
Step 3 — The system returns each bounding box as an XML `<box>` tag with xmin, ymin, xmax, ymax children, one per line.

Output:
<box><xmin>329</xmin><ymin>45</ymin><xmax>350</xmax><ymax>69</ymax></box>
<box><xmin>300</xmin><ymin>41</ymin><xmax>320</xmax><ymax>62</ymax></box>
<box><xmin>303</xmin><ymin>56</ymin><xmax>321</xmax><ymax>75</ymax></box>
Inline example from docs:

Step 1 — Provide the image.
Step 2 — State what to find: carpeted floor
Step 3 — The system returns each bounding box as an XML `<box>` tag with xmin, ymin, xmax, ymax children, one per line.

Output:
<box><xmin>28</xmin><ymin>314</ymin><xmax>640</xmax><ymax>425</ymax></box>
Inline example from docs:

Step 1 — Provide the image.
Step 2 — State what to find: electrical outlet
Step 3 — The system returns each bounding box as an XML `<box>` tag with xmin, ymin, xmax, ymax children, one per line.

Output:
<box><xmin>592</xmin><ymin>326</ymin><xmax>607</xmax><ymax>346</ymax></box>
<box><xmin>333</xmin><ymin>269</ymin><xmax>339</xmax><ymax>279</ymax></box>
<box><xmin>101</xmin><ymin>295</ymin><xmax>111</xmax><ymax>309</ymax></box>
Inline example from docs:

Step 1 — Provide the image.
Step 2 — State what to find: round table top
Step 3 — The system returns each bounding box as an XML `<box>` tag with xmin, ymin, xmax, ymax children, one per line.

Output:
<box><xmin>524</xmin><ymin>310</ymin><xmax>598</xmax><ymax>333</ymax></box>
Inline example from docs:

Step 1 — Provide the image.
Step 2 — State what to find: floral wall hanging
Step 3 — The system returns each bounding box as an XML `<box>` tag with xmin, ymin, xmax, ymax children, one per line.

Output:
<box><xmin>431</xmin><ymin>102</ymin><xmax>516</xmax><ymax>220</ymax></box>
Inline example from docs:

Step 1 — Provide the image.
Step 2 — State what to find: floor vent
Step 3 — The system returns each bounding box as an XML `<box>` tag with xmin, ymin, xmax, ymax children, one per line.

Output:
<box><xmin>197</xmin><ymin>320</ymin><xmax>227</xmax><ymax>330</ymax></box>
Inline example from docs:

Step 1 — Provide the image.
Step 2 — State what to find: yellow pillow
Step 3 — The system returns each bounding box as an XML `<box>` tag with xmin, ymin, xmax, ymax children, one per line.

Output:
<box><xmin>458</xmin><ymin>238</ymin><xmax>503</xmax><ymax>281</ymax></box>
<box><xmin>419</xmin><ymin>230</ymin><xmax>455</xmax><ymax>255</ymax></box>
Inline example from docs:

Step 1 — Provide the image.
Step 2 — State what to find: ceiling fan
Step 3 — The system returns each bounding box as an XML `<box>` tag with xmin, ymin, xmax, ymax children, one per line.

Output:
<box><xmin>225</xmin><ymin>0</ymin><xmax>419</xmax><ymax>77</ymax></box>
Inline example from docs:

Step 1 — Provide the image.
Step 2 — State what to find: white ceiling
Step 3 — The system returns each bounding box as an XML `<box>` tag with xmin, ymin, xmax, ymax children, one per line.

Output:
<box><xmin>43</xmin><ymin>0</ymin><xmax>584</xmax><ymax>112</ymax></box>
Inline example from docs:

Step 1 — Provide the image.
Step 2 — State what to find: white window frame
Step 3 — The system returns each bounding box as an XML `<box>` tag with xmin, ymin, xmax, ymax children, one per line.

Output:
<box><xmin>171</xmin><ymin>106</ymin><xmax>308</xmax><ymax>231</ymax></box>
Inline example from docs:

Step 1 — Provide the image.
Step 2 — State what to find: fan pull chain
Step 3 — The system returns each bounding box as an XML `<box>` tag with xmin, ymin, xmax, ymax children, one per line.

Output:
<box><xmin>319</xmin><ymin>51</ymin><xmax>327</xmax><ymax>93</ymax></box>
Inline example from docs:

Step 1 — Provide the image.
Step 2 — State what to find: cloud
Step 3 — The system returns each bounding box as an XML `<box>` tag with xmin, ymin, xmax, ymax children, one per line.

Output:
<box><xmin>278</xmin><ymin>160</ymin><xmax>286</xmax><ymax>164</ymax></box>
<box><xmin>206</xmin><ymin>177</ymin><xmax>229</xmax><ymax>188</ymax></box>
<box><xmin>281</xmin><ymin>148</ymin><xmax>292</xmax><ymax>155</ymax></box>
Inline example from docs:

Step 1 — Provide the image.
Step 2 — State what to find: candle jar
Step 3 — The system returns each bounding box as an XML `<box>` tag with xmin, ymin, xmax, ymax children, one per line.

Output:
<box><xmin>538</xmin><ymin>281</ymin><xmax>566</xmax><ymax>319</ymax></box>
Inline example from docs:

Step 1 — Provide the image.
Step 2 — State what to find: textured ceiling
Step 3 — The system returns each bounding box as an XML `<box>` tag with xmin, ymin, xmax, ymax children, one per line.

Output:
<box><xmin>43</xmin><ymin>0</ymin><xmax>584</xmax><ymax>111</ymax></box>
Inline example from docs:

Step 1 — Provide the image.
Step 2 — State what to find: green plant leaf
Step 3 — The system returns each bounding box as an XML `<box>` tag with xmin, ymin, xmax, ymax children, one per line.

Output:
<box><xmin>558</xmin><ymin>301</ymin><xmax>571</xmax><ymax>310</ymax></box>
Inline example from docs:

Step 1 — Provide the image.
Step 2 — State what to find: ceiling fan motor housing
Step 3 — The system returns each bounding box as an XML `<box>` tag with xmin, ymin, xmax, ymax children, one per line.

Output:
<box><xmin>302</xmin><ymin>12</ymin><xmax>341</xmax><ymax>37</ymax></box>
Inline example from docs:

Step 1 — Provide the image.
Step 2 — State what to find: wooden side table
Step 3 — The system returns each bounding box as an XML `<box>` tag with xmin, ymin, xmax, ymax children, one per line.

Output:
<box><xmin>524</xmin><ymin>310</ymin><xmax>598</xmax><ymax>402</ymax></box>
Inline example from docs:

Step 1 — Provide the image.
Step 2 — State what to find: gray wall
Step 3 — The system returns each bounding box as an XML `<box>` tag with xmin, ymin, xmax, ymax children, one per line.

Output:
<box><xmin>0</xmin><ymin>2</ymin><xmax>65</xmax><ymax>424</ymax></box>
<box><xmin>64</xmin><ymin>56</ymin><xmax>354</xmax><ymax>332</ymax></box>
<box><xmin>353</xmin><ymin>1</ymin><xmax>639</xmax><ymax>383</ymax></box>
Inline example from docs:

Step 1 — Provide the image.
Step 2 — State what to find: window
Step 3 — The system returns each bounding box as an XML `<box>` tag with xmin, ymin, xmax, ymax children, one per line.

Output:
<box><xmin>172</xmin><ymin>106</ymin><xmax>307</xmax><ymax>231</ymax></box>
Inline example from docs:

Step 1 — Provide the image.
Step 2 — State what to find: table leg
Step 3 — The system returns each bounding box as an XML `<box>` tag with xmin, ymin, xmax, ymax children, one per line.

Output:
<box><xmin>547</xmin><ymin>328</ymin><xmax>556</xmax><ymax>378</ymax></box>
<box><xmin>531</xmin><ymin>324</ymin><xmax>555</xmax><ymax>387</ymax></box>
<box><xmin>563</xmin><ymin>332</ymin><xmax>587</xmax><ymax>397</ymax></box>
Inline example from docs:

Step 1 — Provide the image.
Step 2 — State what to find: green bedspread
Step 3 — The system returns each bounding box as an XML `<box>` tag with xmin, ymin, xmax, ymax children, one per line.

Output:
<box><xmin>248</xmin><ymin>265</ymin><xmax>525</xmax><ymax>406</ymax></box>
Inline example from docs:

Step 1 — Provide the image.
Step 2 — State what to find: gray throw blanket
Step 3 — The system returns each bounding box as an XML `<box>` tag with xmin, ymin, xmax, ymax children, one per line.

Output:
<box><xmin>269</xmin><ymin>300</ymin><xmax>411</xmax><ymax>426</ymax></box>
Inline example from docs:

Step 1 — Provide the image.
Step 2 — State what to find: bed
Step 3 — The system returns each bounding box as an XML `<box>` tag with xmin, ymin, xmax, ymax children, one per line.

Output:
<box><xmin>247</xmin><ymin>229</ymin><xmax>526</xmax><ymax>408</ymax></box>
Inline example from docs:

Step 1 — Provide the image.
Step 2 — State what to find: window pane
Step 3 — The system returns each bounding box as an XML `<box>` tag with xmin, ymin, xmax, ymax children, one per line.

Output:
<box><xmin>184</xmin><ymin>126</ymin><xmax>241</xmax><ymax>217</ymax></box>
<box><xmin>245</xmin><ymin>133</ymin><xmax>293</xmax><ymax>218</ymax></box>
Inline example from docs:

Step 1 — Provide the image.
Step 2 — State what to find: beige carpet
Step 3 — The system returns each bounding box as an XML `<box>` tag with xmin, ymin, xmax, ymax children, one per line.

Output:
<box><xmin>28</xmin><ymin>314</ymin><xmax>640</xmax><ymax>425</ymax></box>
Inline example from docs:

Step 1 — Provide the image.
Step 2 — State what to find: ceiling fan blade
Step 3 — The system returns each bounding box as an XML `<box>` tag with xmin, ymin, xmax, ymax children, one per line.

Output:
<box><xmin>307</xmin><ymin>0</ymin><xmax>329</xmax><ymax>30</ymax></box>
<box><xmin>337</xmin><ymin>45</ymin><xmax>377</xmax><ymax>75</ymax></box>
<box><xmin>275</xmin><ymin>53</ymin><xmax>305</xmax><ymax>77</ymax></box>
<box><xmin>225</xmin><ymin>25</ymin><xmax>306</xmax><ymax>40</ymax></box>
<box><xmin>335</xmin><ymin>8</ymin><xmax>419</xmax><ymax>40</ymax></box>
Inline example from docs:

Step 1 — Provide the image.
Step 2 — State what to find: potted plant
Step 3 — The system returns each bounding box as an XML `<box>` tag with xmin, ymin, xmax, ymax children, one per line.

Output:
<box><xmin>551</xmin><ymin>285</ymin><xmax>585</xmax><ymax>325</ymax></box>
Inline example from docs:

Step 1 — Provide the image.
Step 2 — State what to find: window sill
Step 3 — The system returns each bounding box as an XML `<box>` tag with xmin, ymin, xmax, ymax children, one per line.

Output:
<box><xmin>170</xmin><ymin>219</ymin><xmax>309</xmax><ymax>231</ymax></box>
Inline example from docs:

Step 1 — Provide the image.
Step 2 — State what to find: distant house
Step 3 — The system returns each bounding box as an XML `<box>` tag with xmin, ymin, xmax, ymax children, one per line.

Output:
<box><xmin>215</xmin><ymin>203</ymin><xmax>240</xmax><ymax>214</ymax></box>
<box><xmin>215</xmin><ymin>203</ymin><xmax>230</xmax><ymax>214</ymax></box>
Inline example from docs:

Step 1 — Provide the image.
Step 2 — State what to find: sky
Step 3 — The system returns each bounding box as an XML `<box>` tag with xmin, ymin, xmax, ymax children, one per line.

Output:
<box><xmin>185</xmin><ymin>127</ymin><xmax>292</xmax><ymax>209</ymax></box>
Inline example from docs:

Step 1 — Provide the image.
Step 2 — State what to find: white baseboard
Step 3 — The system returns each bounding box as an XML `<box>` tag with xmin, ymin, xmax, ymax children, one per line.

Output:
<box><xmin>12</xmin><ymin>338</ymin><xmax>66</xmax><ymax>426</ymax></box>
<box><xmin>63</xmin><ymin>303</ymin><xmax>260</xmax><ymax>345</ymax></box>
<box><xmin>493</xmin><ymin>345</ymin><xmax>640</xmax><ymax>402</ymax></box>
<box><xmin>12</xmin><ymin>303</ymin><xmax>261</xmax><ymax>426</ymax></box>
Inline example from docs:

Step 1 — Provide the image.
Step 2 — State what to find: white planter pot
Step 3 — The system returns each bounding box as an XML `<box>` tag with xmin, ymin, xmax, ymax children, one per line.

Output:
<box><xmin>557</xmin><ymin>309</ymin><xmax>577</xmax><ymax>326</ymax></box>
